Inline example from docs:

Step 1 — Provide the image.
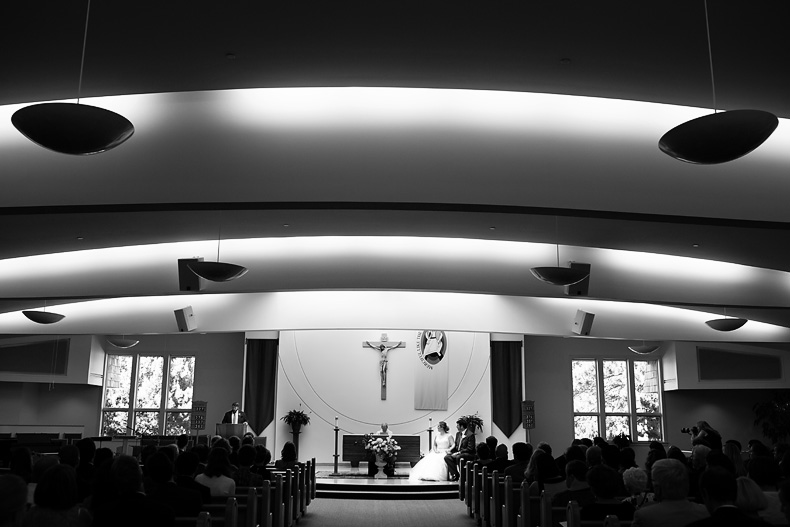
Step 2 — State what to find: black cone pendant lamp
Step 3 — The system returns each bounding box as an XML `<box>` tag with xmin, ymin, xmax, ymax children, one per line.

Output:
<box><xmin>659</xmin><ymin>0</ymin><xmax>777</xmax><ymax>164</ymax></box>
<box><xmin>628</xmin><ymin>341</ymin><xmax>662</xmax><ymax>355</ymax></box>
<box><xmin>11</xmin><ymin>0</ymin><xmax>134</xmax><ymax>155</ymax></box>
<box><xmin>187</xmin><ymin>220</ymin><xmax>248</xmax><ymax>282</ymax></box>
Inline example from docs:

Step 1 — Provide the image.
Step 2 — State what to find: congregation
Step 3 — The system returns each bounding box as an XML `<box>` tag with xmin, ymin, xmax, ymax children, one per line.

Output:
<box><xmin>0</xmin><ymin>432</ymin><xmax>295</xmax><ymax>527</ymax></box>
<box><xmin>2</xmin><ymin>419</ymin><xmax>790</xmax><ymax>527</ymax></box>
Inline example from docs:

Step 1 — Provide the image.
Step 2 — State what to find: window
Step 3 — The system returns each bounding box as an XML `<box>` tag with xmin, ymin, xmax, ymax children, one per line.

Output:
<box><xmin>101</xmin><ymin>354</ymin><xmax>195</xmax><ymax>436</ymax></box>
<box><xmin>572</xmin><ymin>358</ymin><xmax>662</xmax><ymax>441</ymax></box>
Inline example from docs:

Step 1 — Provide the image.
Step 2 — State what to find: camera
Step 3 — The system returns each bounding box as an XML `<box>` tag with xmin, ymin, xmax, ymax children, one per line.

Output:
<box><xmin>681</xmin><ymin>426</ymin><xmax>699</xmax><ymax>435</ymax></box>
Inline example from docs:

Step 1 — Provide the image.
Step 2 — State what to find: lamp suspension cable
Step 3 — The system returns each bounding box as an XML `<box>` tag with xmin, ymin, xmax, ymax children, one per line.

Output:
<box><xmin>77</xmin><ymin>0</ymin><xmax>91</xmax><ymax>105</ymax></box>
<box><xmin>704</xmin><ymin>0</ymin><xmax>716</xmax><ymax>114</ymax></box>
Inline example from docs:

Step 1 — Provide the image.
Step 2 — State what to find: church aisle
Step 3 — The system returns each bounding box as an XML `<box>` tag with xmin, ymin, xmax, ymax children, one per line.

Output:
<box><xmin>297</xmin><ymin>497</ymin><xmax>470</xmax><ymax>527</ymax></box>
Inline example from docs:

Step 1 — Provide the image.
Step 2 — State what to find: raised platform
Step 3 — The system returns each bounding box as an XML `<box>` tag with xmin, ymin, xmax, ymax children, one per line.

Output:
<box><xmin>316</xmin><ymin>477</ymin><xmax>458</xmax><ymax>500</ymax></box>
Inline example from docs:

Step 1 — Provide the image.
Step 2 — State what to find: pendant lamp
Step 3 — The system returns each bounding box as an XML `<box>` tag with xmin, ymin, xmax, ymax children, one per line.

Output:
<box><xmin>23</xmin><ymin>310</ymin><xmax>65</xmax><ymax>324</ymax></box>
<box><xmin>628</xmin><ymin>341</ymin><xmax>662</xmax><ymax>355</ymax></box>
<box><xmin>106</xmin><ymin>336</ymin><xmax>140</xmax><ymax>349</ymax></box>
<box><xmin>530</xmin><ymin>218</ymin><xmax>589</xmax><ymax>286</ymax></box>
<box><xmin>11</xmin><ymin>0</ymin><xmax>134</xmax><ymax>155</ymax></box>
<box><xmin>659</xmin><ymin>0</ymin><xmax>777</xmax><ymax>164</ymax></box>
<box><xmin>705</xmin><ymin>308</ymin><xmax>747</xmax><ymax>332</ymax></box>
<box><xmin>187</xmin><ymin>220</ymin><xmax>248</xmax><ymax>282</ymax></box>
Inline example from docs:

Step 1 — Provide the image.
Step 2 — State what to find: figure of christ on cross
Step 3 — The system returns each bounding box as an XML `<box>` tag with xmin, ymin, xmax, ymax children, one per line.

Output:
<box><xmin>363</xmin><ymin>334</ymin><xmax>405</xmax><ymax>400</ymax></box>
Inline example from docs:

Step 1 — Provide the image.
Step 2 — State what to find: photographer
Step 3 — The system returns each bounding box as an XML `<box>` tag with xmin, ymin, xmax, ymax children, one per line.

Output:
<box><xmin>682</xmin><ymin>421</ymin><xmax>722</xmax><ymax>452</ymax></box>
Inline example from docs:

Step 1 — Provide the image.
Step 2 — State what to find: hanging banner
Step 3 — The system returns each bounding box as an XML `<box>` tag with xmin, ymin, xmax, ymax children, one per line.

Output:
<box><xmin>414</xmin><ymin>330</ymin><xmax>449</xmax><ymax>410</ymax></box>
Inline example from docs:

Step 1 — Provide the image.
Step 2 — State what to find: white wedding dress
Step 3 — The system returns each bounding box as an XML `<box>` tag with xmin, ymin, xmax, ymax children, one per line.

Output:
<box><xmin>409</xmin><ymin>433</ymin><xmax>455</xmax><ymax>481</ymax></box>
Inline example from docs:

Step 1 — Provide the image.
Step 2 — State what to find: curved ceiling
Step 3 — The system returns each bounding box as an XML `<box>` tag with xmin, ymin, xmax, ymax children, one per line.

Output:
<box><xmin>2</xmin><ymin>1</ymin><xmax>790</xmax><ymax>339</ymax></box>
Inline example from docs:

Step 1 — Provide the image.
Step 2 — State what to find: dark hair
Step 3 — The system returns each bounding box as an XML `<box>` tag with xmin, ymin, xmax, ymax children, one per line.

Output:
<box><xmin>177</xmin><ymin>434</ymin><xmax>189</xmax><ymax>449</ymax></box>
<box><xmin>586</xmin><ymin>464</ymin><xmax>621</xmax><ymax>499</ymax></box>
<box><xmin>241</xmin><ymin>435</ymin><xmax>254</xmax><ymax>446</ymax></box>
<box><xmin>32</xmin><ymin>456</ymin><xmax>59</xmax><ymax>483</ymax></box>
<box><xmin>237</xmin><ymin>445</ymin><xmax>256</xmax><ymax>467</ymax></box>
<box><xmin>602</xmin><ymin>444</ymin><xmax>620</xmax><ymax>469</ymax></box>
<box><xmin>254</xmin><ymin>445</ymin><xmax>272</xmax><ymax>466</ymax></box>
<box><xmin>58</xmin><ymin>444</ymin><xmax>80</xmax><ymax>468</ymax></box>
<box><xmin>0</xmin><ymin>474</ymin><xmax>28</xmax><ymax>524</ymax></box>
<box><xmin>9</xmin><ymin>447</ymin><xmax>32</xmax><ymax>483</ymax></box>
<box><xmin>749</xmin><ymin>440</ymin><xmax>772</xmax><ymax>458</ymax></box>
<box><xmin>725</xmin><ymin>439</ymin><xmax>742</xmax><ymax>452</ymax></box>
<box><xmin>456</xmin><ymin>418</ymin><xmax>468</xmax><ymax>427</ymax></box>
<box><xmin>537</xmin><ymin>442</ymin><xmax>553</xmax><ymax>457</ymax></box>
<box><xmin>705</xmin><ymin>451</ymin><xmax>735</xmax><ymax>475</ymax></box>
<box><xmin>476</xmin><ymin>443</ymin><xmax>491</xmax><ymax>461</ymax></box>
<box><xmin>203</xmin><ymin>448</ymin><xmax>233</xmax><ymax>478</ymax></box>
<box><xmin>619</xmin><ymin>447</ymin><xmax>637</xmax><ymax>469</ymax></box>
<box><xmin>495</xmin><ymin>444</ymin><xmax>509</xmax><ymax>459</ymax></box>
<box><xmin>146</xmin><ymin>452</ymin><xmax>174</xmax><ymax>484</ymax></box>
<box><xmin>666</xmin><ymin>446</ymin><xmax>687</xmax><ymax>465</ymax></box>
<box><xmin>192</xmin><ymin>443</ymin><xmax>210</xmax><ymax>463</ymax></box>
<box><xmin>35</xmin><ymin>464</ymin><xmax>79</xmax><ymax>510</ymax></box>
<box><xmin>175</xmin><ymin>451</ymin><xmax>200</xmax><ymax>477</ymax></box>
<box><xmin>94</xmin><ymin>448</ymin><xmax>114</xmax><ymax>469</ymax></box>
<box><xmin>580</xmin><ymin>438</ymin><xmax>593</xmax><ymax>448</ymax></box>
<box><xmin>438</xmin><ymin>421</ymin><xmax>449</xmax><ymax>433</ymax></box>
<box><xmin>213</xmin><ymin>438</ymin><xmax>232</xmax><ymax>453</ymax></box>
<box><xmin>486</xmin><ymin>436</ymin><xmax>498</xmax><ymax>453</ymax></box>
<box><xmin>112</xmin><ymin>455</ymin><xmax>143</xmax><ymax>495</ymax></box>
<box><xmin>76</xmin><ymin>437</ymin><xmax>97</xmax><ymax>467</ymax></box>
<box><xmin>699</xmin><ymin>466</ymin><xmax>737</xmax><ymax>503</ymax></box>
<box><xmin>512</xmin><ymin>442</ymin><xmax>533</xmax><ymax>463</ymax></box>
<box><xmin>528</xmin><ymin>448</ymin><xmax>559</xmax><ymax>482</ymax></box>
<box><xmin>281</xmin><ymin>441</ymin><xmax>297</xmax><ymax>462</ymax></box>
<box><xmin>229</xmin><ymin>436</ymin><xmax>241</xmax><ymax>450</ymax></box>
<box><xmin>565</xmin><ymin>445</ymin><xmax>585</xmax><ymax>464</ymax></box>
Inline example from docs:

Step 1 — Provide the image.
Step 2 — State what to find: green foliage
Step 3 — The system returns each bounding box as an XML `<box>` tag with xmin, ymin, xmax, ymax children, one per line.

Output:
<box><xmin>281</xmin><ymin>409</ymin><xmax>311</xmax><ymax>427</ymax></box>
<box><xmin>461</xmin><ymin>413</ymin><xmax>484</xmax><ymax>432</ymax></box>
<box><xmin>753</xmin><ymin>390</ymin><xmax>790</xmax><ymax>444</ymax></box>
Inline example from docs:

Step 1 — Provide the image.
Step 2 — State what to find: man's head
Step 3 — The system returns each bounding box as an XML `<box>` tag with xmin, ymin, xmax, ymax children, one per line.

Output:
<box><xmin>651</xmin><ymin>459</ymin><xmax>690</xmax><ymax>501</ymax></box>
<box><xmin>380</xmin><ymin>423</ymin><xmax>389</xmax><ymax>432</ymax></box>
<box><xmin>231</xmin><ymin>402</ymin><xmax>239</xmax><ymax>412</ymax></box>
<box><xmin>511</xmin><ymin>442</ymin><xmax>533</xmax><ymax>463</ymax></box>
<box><xmin>698</xmin><ymin>466</ymin><xmax>738</xmax><ymax>513</ymax></box>
<box><xmin>586</xmin><ymin>465</ymin><xmax>620</xmax><ymax>499</ymax></box>
<box><xmin>495</xmin><ymin>444</ymin><xmax>509</xmax><ymax>460</ymax></box>
<box><xmin>565</xmin><ymin>460</ymin><xmax>588</xmax><ymax>488</ymax></box>
<box><xmin>456</xmin><ymin>418</ymin><xmax>468</xmax><ymax>431</ymax></box>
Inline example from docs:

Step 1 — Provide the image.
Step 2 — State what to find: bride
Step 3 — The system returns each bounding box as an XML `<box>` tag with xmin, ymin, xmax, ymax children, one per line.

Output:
<box><xmin>409</xmin><ymin>421</ymin><xmax>456</xmax><ymax>481</ymax></box>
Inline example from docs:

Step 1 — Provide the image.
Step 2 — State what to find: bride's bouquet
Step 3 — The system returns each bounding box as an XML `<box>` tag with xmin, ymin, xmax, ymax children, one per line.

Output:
<box><xmin>363</xmin><ymin>434</ymin><xmax>401</xmax><ymax>461</ymax></box>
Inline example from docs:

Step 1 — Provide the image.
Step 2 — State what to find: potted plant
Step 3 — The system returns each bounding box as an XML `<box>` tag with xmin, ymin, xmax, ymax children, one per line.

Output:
<box><xmin>281</xmin><ymin>409</ymin><xmax>311</xmax><ymax>433</ymax></box>
<box><xmin>753</xmin><ymin>390</ymin><xmax>790</xmax><ymax>444</ymax></box>
<box><xmin>461</xmin><ymin>413</ymin><xmax>484</xmax><ymax>433</ymax></box>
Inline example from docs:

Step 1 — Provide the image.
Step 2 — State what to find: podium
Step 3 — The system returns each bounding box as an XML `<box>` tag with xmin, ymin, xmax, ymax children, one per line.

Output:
<box><xmin>216</xmin><ymin>423</ymin><xmax>246</xmax><ymax>438</ymax></box>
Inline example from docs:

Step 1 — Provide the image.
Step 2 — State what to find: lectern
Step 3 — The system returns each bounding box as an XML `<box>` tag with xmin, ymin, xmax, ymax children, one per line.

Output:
<box><xmin>216</xmin><ymin>423</ymin><xmax>246</xmax><ymax>438</ymax></box>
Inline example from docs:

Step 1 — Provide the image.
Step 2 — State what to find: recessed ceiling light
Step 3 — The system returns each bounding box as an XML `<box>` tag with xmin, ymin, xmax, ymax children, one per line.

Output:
<box><xmin>225</xmin><ymin>53</ymin><xmax>236</xmax><ymax>60</ymax></box>
<box><xmin>283</xmin><ymin>224</ymin><xmax>290</xmax><ymax>228</ymax></box>
<box><xmin>489</xmin><ymin>227</ymin><xmax>496</xmax><ymax>231</ymax></box>
<box><xmin>692</xmin><ymin>243</ymin><xmax>700</xmax><ymax>248</ymax></box>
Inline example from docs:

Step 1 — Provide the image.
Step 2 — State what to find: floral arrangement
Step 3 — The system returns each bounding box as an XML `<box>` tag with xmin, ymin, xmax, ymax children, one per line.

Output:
<box><xmin>363</xmin><ymin>433</ymin><xmax>401</xmax><ymax>460</ymax></box>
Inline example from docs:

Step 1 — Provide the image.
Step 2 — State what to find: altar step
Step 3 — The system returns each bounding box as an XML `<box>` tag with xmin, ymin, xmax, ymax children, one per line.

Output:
<box><xmin>316</xmin><ymin>479</ymin><xmax>459</xmax><ymax>500</ymax></box>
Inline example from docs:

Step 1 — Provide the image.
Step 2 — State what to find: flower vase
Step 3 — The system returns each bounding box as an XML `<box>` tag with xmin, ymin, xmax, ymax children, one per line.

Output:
<box><xmin>374</xmin><ymin>453</ymin><xmax>387</xmax><ymax>479</ymax></box>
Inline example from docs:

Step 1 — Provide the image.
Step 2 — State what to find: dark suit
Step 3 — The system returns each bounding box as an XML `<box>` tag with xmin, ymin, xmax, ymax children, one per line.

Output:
<box><xmin>221</xmin><ymin>410</ymin><xmax>247</xmax><ymax>424</ymax></box>
<box><xmin>148</xmin><ymin>481</ymin><xmax>203</xmax><ymax>517</ymax></box>
<box><xmin>445</xmin><ymin>433</ymin><xmax>476</xmax><ymax>479</ymax></box>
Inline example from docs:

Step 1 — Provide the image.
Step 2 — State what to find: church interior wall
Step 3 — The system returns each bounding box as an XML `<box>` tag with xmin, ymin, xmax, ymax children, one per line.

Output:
<box><xmin>274</xmin><ymin>330</ymin><xmax>492</xmax><ymax>464</ymax></box>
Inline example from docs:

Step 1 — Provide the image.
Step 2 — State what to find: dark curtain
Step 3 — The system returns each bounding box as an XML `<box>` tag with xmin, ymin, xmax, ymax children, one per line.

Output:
<box><xmin>244</xmin><ymin>338</ymin><xmax>278</xmax><ymax>433</ymax></box>
<box><xmin>490</xmin><ymin>340</ymin><xmax>523</xmax><ymax>437</ymax></box>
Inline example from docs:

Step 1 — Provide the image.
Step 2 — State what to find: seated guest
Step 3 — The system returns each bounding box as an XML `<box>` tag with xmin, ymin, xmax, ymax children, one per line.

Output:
<box><xmin>233</xmin><ymin>445</ymin><xmax>264</xmax><ymax>487</ymax></box>
<box><xmin>195</xmin><ymin>448</ymin><xmax>236</xmax><ymax>497</ymax></box>
<box><xmin>174</xmin><ymin>451</ymin><xmax>211</xmax><ymax>503</ymax></box>
<box><xmin>504</xmin><ymin>442</ymin><xmax>532</xmax><ymax>485</ymax></box>
<box><xmin>687</xmin><ymin>466</ymin><xmax>767</xmax><ymax>527</ymax></box>
<box><xmin>92</xmin><ymin>455</ymin><xmax>175</xmax><ymax>527</ymax></box>
<box><xmin>487</xmin><ymin>444</ymin><xmax>514</xmax><ymax>473</ymax></box>
<box><xmin>736</xmin><ymin>476</ymin><xmax>768</xmax><ymax>520</ymax></box>
<box><xmin>191</xmin><ymin>444</ymin><xmax>209</xmax><ymax>475</ymax></box>
<box><xmin>58</xmin><ymin>445</ymin><xmax>80</xmax><ymax>469</ymax></box>
<box><xmin>9</xmin><ymin>448</ymin><xmax>33</xmax><ymax>486</ymax></box>
<box><xmin>526</xmin><ymin>448</ymin><xmax>564</xmax><ymax>496</ymax></box>
<box><xmin>619</xmin><ymin>447</ymin><xmax>638</xmax><ymax>472</ymax></box>
<box><xmin>251</xmin><ymin>445</ymin><xmax>272</xmax><ymax>480</ymax></box>
<box><xmin>23</xmin><ymin>464</ymin><xmax>91</xmax><ymax>527</ymax></box>
<box><xmin>176</xmin><ymin>434</ymin><xmax>189</xmax><ymax>455</ymax></box>
<box><xmin>622</xmin><ymin>467</ymin><xmax>653</xmax><ymax>509</ymax></box>
<box><xmin>275</xmin><ymin>441</ymin><xmax>299</xmax><ymax>470</ymax></box>
<box><xmin>28</xmin><ymin>456</ymin><xmax>59</xmax><ymax>507</ymax></box>
<box><xmin>724</xmin><ymin>441</ymin><xmax>747</xmax><ymax>477</ymax></box>
<box><xmin>555</xmin><ymin>440</ymin><xmax>583</xmax><ymax>476</ymax></box>
<box><xmin>633</xmin><ymin>459</ymin><xmax>708</xmax><ymax>527</ymax></box>
<box><xmin>74</xmin><ymin>438</ymin><xmax>96</xmax><ymax>499</ymax></box>
<box><xmin>146</xmin><ymin>452</ymin><xmax>202</xmax><ymax>517</ymax></box>
<box><xmin>667</xmin><ymin>445</ymin><xmax>688</xmax><ymax>465</ymax></box>
<box><xmin>552</xmin><ymin>460</ymin><xmax>595</xmax><ymax>508</ymax></box>
<box><xmin>580</xmin><ymin>464</ymin><xmax>635</xmax><ymax>521</ymax></box>
<box><xmin>0</xmin><ymin>474</ymin><xmax>28</xmax><ymax>527</ymax></box>
<box><xmin>93</xmin><ymin>448</ymin><xmax>113</xmax><ymax>470</ymax></box>
<box><xmin>706</xmin><ymin>451</ymin><xmax>736</xmax><ymax>475</ymax></box>
<box><xmin>747</xmin><ymin>455</ymin><xmax>783</xmax><ymax>525</ymax></box>
<box><xmin>475</xmin><ymin>443</ymin><xmax>493</xmax><ymax>467</ymax></box>
<box><xmin>586</xmin><ymin>445</ymin><xmax>603</xmax><ymax>468</ymax></box>
<box><xmin>228</xmin><ymin>436</ymin><xmax>241</xmax><ymax>467</ymax></box>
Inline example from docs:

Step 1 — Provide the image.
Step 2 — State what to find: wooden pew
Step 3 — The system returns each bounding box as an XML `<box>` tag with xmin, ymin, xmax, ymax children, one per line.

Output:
<box><xmin>501</xmin><ymin>477</ymin><xmax>517</xmax><ymax>527</ymax></box>
<box><xmin>488</xmin><ymin>470</ymin><xmax>504</xmax><ymax>527</ymax></box>
<box><xmin>465</xmin><ymin>462</ymin><xmax>476</xmax><ymax>517</ymax></box>
<box><xmin>202</xmin><ymin>497</ymin><xmax>238</xmax><ymax>527</ymax></box>
<box><xmin>565</xmin><ymin>501</ymin><xmax>631</xmax><ymax>527</ymax></box>
<box><xmin>516</xmin><ymin>481</ymin><xmax>530</xmax><ymax>527</ymax></box>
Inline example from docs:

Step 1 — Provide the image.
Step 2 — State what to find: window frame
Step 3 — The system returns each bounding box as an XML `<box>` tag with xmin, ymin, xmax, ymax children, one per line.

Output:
<box><xmin>571</xmin><ymin>357</ymin><xmax>664</xmax><ymax>442</ymax></box>
<box><xmin>101</xmin><ymin>353</ymin><xmax>196</xmax><ymax>436</ymax></box>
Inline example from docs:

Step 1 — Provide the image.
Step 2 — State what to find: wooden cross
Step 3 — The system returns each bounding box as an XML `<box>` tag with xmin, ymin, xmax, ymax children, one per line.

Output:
<box><xmin>363</xmin><ymin>333</ymin><xmax>405</xmax><ymax>400</ymax></box>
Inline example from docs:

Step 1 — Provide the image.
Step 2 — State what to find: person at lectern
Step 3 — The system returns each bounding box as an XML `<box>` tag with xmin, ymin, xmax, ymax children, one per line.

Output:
<box><xmin>221</xmin><ymin>402</ymin><xmax>247</xmax><ymax>425</ymax></box>
<box><xmin>368</xmin><ymin>423</ymin><xmax>395</xmax><ymax>477</ymax></box>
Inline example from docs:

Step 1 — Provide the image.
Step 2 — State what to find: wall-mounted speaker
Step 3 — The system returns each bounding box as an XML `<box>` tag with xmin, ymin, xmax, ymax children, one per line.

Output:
<box><xmin>174</xmin><ymin>306</ymin><xmax>197</xmax><ymax>332</ymax></box>
<box><xmin>572</xmin><ymin>309</ymin><xmax>595</xmax><ymax>335</ymax></box>
<box><xmin>178</xmin><ymin>258</ymin><xmax>203</xmax><ymax>292</ymax></box>
<box><xmin>564</xmin><ymin>262</ymin><xmax>591</xmax><ymax>296</ymax></box>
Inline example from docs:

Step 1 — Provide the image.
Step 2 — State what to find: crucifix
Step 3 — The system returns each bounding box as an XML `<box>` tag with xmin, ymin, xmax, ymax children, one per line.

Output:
<box><xmin>363</xmin><ymin>333</ymin><xmax>405</xmax><ymax>400</ymax></box>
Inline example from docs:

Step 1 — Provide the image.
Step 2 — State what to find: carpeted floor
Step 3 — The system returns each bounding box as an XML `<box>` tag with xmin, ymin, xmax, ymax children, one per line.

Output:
<box><xmin>298</xmin><ymin>498</ymin><xmax>470</xmax><ymax>527</ymax></box>
<box><xmin>316</xmin><ymin>470</ymin><xmax>408</xmax><ymax>479</ymax></box>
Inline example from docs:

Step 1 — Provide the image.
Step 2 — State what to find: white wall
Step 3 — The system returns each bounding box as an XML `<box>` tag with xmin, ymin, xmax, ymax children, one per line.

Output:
<box><xmin>274</xmin><ymin>330</ymin><xmax>492</xmax><ymax>463</ymax></box>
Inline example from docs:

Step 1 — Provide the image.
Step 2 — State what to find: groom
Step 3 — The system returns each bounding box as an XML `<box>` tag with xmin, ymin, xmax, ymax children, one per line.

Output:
<box><xmin>445</xmin><ymin>418</ymin><xmax>476</xmax><ymax>481</ymax></box>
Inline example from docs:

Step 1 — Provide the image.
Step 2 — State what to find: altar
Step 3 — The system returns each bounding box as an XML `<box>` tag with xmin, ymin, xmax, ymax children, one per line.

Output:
<box><xmin>341</xmin><ymin>434</ymin><xmax>422</xmax><ymax>467</ymax></box>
